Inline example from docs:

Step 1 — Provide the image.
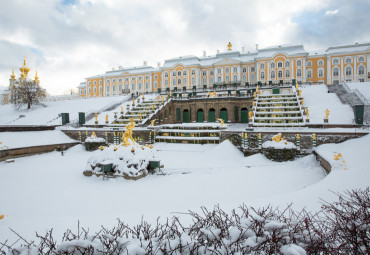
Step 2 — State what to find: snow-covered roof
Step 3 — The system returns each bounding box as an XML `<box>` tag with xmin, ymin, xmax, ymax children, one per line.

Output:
<box><xmin>325</xmin><ymin>42</ymin><xmax>370</xmax><ymax>55</ymax></box>
<box><xmin>78</xmin><ymin>82</ymin><xmax>86</xmax><ymax>88</ymax></box>
<box><xmin>255</xmin><ymin>45</ymin><xmax>308</xmax><ymax>59</ymax></box>
<box><xmin>308</xmin><ymin>49</ymin><xmax>327</xmax><ymax>57</ymax></box>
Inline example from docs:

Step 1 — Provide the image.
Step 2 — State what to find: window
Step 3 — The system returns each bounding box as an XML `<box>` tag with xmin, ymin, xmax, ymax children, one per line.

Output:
<box><xmin>225</xmin><ymin>68</ymin><xmax>230</xmax><ymax>73</ymax></box>
<box><xmin>113</xmin><ymin>85</ymin><xmax>116</xmax><ymax>91</ymax></box>
<box><xmin>333</xmin><ymin>59</ymin><xmax>339</xmax><ymax>64</ymax></box>
<box><xmin>165</xmin><ymin>72</ymin><xmax>168</xmax><ymax>77</ymax></box>
<box><xmin>106</xmin><ymin>79</ymin><xmax>110</xmax><ymax>84</ymax></box>
<box><xmin>99</xmin><ymin>86</ymin><xmax>102</xmax><ymax>92</ymax></box>
<box><xmin>318</xmin><ymin>68</ymin><xmax>324</xmax><ymax>78</ymax></box>
<box><xmin>217</xmin><ymin>68</ymin><xmax>221</xmax><ymax>74</ymax></box>
<box><xmin>297</xmin><ymin>68</ymin><xmax>302</xmax><ymax>77</ymax></box>
<box><xmin>285</xmin><ymin>69</ymin><xmax>290</xmax><ymax>78</ymax></box>
<box><xmin>93</xmin><ymin>81</ymin><xmax>97</xmax><ymax>85</ymax></box>
<box><xmin>165</xmin><ymin>80</ymin><xmax>168</xmax><ymax>86</ymax></box>
<box><xmin>125</xmin><ymin>78</ymin><xmax>128</xmax><ymax>82</ymax></box>
<box><xmin>217</xmin><ymin>76</ymin><xmax>221</xmax><ymax>82</ymax></box>
<box><xmin>145</xmin><ymin>76</ymin><xmax>149</xmax><ymax>80</ymax></box>
<box><xmin>172</xmin><ymin>79</ymin><xmax>176</xmax><ymax>85</ymax></box>
<box><xmin>106</xmin><ymin>85</ymin><xmax>109</xmax><ymax>92</ymax></box>
<box><xmin>242</xmin><ymin>75</ymin><xmax>246</xmax><ymax>82</ymax></box>
<box><xmin>131</xmin><ymin>84</ymin><xmax>135</xmax><ymax>90</ymax></box>
<box><xmin>191</xmin><ymin>70</ymin><xmax>195</xmax><ymax>75</ymax></box>
<box><xmin>346</xmin><ymin>58</ymin><xmax>352</xmax><ymax>63</ymax></box>
<box><xmin>99</xmin><ymin>80</ymin><xmax>102</xmax><ymax>84</ymax></box>
<box><xmin>358</xmin><ymin>66</ymin><xmax>365</xmax><ymax>75</ymax></box>
<box><xmin>178</xmin><ymin>78</ymin><xmax>181</xmax><ymax>85</ymax></box>
<box><xmin>233</xmin><ymin>75</ymin><xmax>237</xmax><ymax>81</ymax></box>
<box><xmin>242</xmin><ymin>67</ymin><xmax>247</xmax><ymax>73</ymax></box>
<box><xmin>210</xmin><ymin>70</ymin><xmax>214</xmax><ymax>75</ymax></box>
<box><xmin>154</xmin><ymin>75</ymin><xmax>158</xmax><ymax>79</ymax></box>
<box><xmin>260</xmin><ymin>71</ymin><xmax>265</xmax><ymax>80</ymax></box>
<box><xmin>132</xmin><ymin>77</ymin><xmax>135</xmax><ymax>81</ymax></box>
<box><xmin>202</xmin><ymin>78</ymin><xmax>206</xmax><ymax>85</ymax></box>
<box><xmin>183</xmin><ymin>78</ymin><xmax>187</xmax><ymax>85</ymax></box>
<box><xmin>307</xmin><ymin>70</ymin><xmax>312</xmax><ymax>78</ymax></box>
<box><xmin>345</xmin><ymin>66</ymin><xmax>352</xmax><ymax>76</ymax></box>
<box><xmin>277</xmin><ymin>62</ymin><xmax>283</xmax><ymax>68</ymax></box>
<box><xmin>202</xmin><ymin>71</ymin><xmax>206</xmax><ymax>76</ymax></box>
<box><xmin>138</xmin><ymin>83</ymin><xmax>142</xmax><ymax>90</ymax></box>
<box><xmin>183</xmin><ymin>70</ymin><xmax>187</xmax><ymax>75</ymax></box>
<box><xmin>173</xmin><ymin>71</ymin><xmax>176</xmax><ymax>76</ymax></box>
<box><xmin>119</xmin><ymin>85</ymin><xmax>122</xmax><ymax>91</ymax></box>
<box><xmin>358</xmin><ymin>56</ymin><xmax>365</xmax><ymax>62</ymax></box>
<box><xmin>125</xmin><ymin>84</ymin><xmax>128</xmax><ymax>90</ymax></box>
<box><xmin>192</xmin><ymin>77</ymin><xmax>195</xmax><ymax>85</ymax></box>
<box><xmin>145</xmin><ymin>82</ymin><xmax>149</xmax><ymax>89</ymax></box>
<box><xmin>233</xmin><ymin>67</ymin><xmax>237</xmax><ymax>73</ymax></box>
<box><xmin>210</xmin><ymin>77</ymin><xmax>214</xmax><ymax>84</ymax></box>
<box><xmin>251</xmin><ymin>67</ymin><xmax>255</xmax><ymax>72</ymax></box>
<box><xmin>271</xmin><ymin>71</ymin><xmax>276</xmax><ymax>79</ymax></box>
<box><xmin>88</xmin><ymin>81</ymin><xmax>91</xmax><ymax>85</ymax></box>
<box><xmin>225</xmin><ymin>75</ymin><xmax>230</xmax><ymax>82</ymax></box>
<box><xmin>306</xmin><ymin>61</ymin><xmax>312</xmax><ymax>67</ymax></box>
<box><xmin>297</xmin><ymin>60</ymin><xmax>302</xmax><ymax>66</ymax></box>
<box><xmin>113</xmin><ymin>79</ymin><xmax>116</xmax><ymax>83</ymax></box>
<box><xmin>177</xmin><ymin>71</ymin><xmax>181</xmax><ymax>76</ymax></box>
<box><xmin>154</xmin><ymin>82</ymin><xmax>158</xmax><ymax>88</ymax></box>
<box><xmin>119</xmin><ymin>78</ymin><xmax>122</xmax><ymax>83</ymax></box>
<box><xmin>260</xmin><ymin>63</ymin><xmax>265</xmax><ymax>69</ymax></box>
<box><xmin>138</xmin><ymin>77</ymin><xmax>142</xmax><ymax>81</ymax></box>
<box><xmin>278</xmin><ymin>70</ymin><xmax>283</xmax><ymax>78</ymax></box>
<box><xmin>318</xmin><ymin>60</ymin><xmax>324</xmax><ymax>66</ymax></box>
<box><xmin>333</xmin><ymin>68</ymin><xmax>339</xmax><ymax>77</ymax></box>
<box><xmin>285</xmin><ymin>61</ymin><xmax>290</xmax><ymax>67</ymax></box>
<box><xmin>271</xmin><ymin>62</ymin><xmax>275</xmax><ymax>68</ymax></box>
<box><xmin>93</xmin><ymin>87</ymin><xmax>96</xmax><ymax>93</ymax></box>
<box><xmin>88</xmin><ymin>87</ymin><xmax>91</xmax><ymax>93</ymax></box>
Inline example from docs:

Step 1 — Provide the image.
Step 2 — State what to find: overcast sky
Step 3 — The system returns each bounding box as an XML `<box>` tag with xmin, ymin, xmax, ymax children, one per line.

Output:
<box><xmin>0</xmin><ymin>0</ymin><xmax>369</xmax><ymax>95</ymax></box>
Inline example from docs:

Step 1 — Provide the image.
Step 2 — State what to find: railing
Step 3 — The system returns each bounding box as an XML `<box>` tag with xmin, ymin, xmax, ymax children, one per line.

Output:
<box><xmin>43</xmin><ymin>94</ymin><xmax>79</xmax><ymax>102</ymax></box>
<box><xmin>342</xmin><ymin>82</ymin><xmax>370</xmax><ymax>105</ymax></box>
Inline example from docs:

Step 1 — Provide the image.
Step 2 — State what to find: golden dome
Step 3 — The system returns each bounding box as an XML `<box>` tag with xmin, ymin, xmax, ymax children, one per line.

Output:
<box><xmin>19</xmin><ymin>56</ymin><xmax>30</xmax><ymax>78</ymax></box>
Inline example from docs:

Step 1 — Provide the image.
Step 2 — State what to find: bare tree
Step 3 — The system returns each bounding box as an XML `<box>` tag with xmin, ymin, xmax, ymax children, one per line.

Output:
<box><xmin>9</xmin><ymin>79</ymin><xmax>46</xmax><ymax>109</ymax></box>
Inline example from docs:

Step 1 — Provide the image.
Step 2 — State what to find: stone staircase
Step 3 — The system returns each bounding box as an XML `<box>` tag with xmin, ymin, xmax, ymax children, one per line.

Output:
<box><xmin>251</xmin><ymin>93</ymin><xmax>305</xmax><ymax>127</ymax></box>
<box><xmin>152</xmin><ymin>123</ymin><xmax>227</xmax><ymax>144</ymax></box>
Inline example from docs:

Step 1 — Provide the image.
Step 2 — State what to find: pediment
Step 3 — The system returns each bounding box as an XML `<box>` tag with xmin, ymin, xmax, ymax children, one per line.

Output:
<box><xmin>213</xmin><ymin>58</ymin><xmax>241</xmax><ymax>66</ymax></box>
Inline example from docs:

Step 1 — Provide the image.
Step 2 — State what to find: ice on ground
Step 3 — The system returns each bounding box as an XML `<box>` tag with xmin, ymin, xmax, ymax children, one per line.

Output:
<box><xmin>301</xmin><ymin>85</ymin><xmax>354</xmax><ymax>124</ymax></box>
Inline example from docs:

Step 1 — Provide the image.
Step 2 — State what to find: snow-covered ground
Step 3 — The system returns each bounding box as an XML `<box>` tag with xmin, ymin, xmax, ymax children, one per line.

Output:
<box><xmin>301</xmin><ymin>85</ymin><xmax>354</xmax><ymax>124</ymax></box>
<box><xmin>0</xmin><ymin>95</ymin><xmax>129</xmax><ymax>126</ymax></box>
<box><xmin>0</xmin><ymin>140</ymin><xmax>329</xmax><ymax>242</ymax></box>
<box><xmin>346</xmin><ymin>81</ymin><xmax>370</xmax><ymax>100</ymax></box>
<box><xmin>0</xmin><ymin>130</ymin><xmax>75</xmax><ymax>149</ymax></box>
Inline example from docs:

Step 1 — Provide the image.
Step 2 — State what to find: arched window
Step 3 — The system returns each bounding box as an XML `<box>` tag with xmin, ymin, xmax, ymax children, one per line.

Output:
<box><xmin>192</xmin><ymin>77</ymin><xmax>195</xmax><ymax>85</ymax></box>
<box><xmin>93</xmin><ymin>87</ymin><xmax>96</xmax><ymax>93</ymax></box>
<box><xmin>318</xmin><ymin>68</ymin><xmax>324</xmax><ymax>78</ymax></box>
<box><xmin>202</xmin><ymin>71</ymin><xmax>206</xmax><ymax>76</ymax></box>
<box><xmin>260</xmin><ymin>71</ymin><xmax>265</xmax><ymax>80</ymax></box>
<box><xmin>285</xmin><ymin>69</ymin><xmax>290</xmax><ymax>78</ymax></box>
<box><xmin>112</xmin><ymin>79</ymin><xmax>116</xmax><ymax>83</ymax></box>
<box><xmin>217</xmin><ymin>68</ymin><xmax>221</xmax><ymax>74</ymax></box>
<box><xmin>285</xmin><ymin>61</ymin><xmax>290</xmax><ymax>67</ymax></box>
<box><xmin>307</xmin><ymin>70</ymin><xmax>312</xmax><ymax>78</ymax></box>
<box><xmin>251</xmin><ymin>67</ymin><xmax>255</xmax><ymax>72</ymax></box>
<box><xmin>183</xmin><ymin>70</ymin><xmax>187</xmax><ymax>75</ymax></box>
<box><xmin>271</xmin><ymin>71</ymin><xmax>276</xmax><ymax>79</ymax></box>
<box><xmin>333</xmin><ymin>67</ymin><xmax>339</xmax><ymax>77</ymax></box>
<box><xmin>333</xmin><ymin>59</ymin><xmax>339</xmax><ymax>64</ymax></box>
<box><xmin>178</xmin><ymin>78</ymin><xmax>181</xmax><ymax>85</ymax></box>
<box><xmin>225</xmin><ymin>75</ymin><xmax>230</xmax><ymax>82</ymax></box>
<box><xmin>138</xmin><ymin>83</ymin><xmax>142</xmax><ymax>90</ymax></box>
<box><xmin>145</xmin><ymin>82</ymin><xmax>149</xmax><ymax>89</ymax></box>
<box><xmin>93</xmin><ymin>80</ymin><xmax>97</xmax><ymax>85</ymax></box>
<box><xmin>346</xmin><ymin>58</ymin><xmax>352</xmax><ymax>64</ymax></box>
<box><xmin>106</xmin><ymin>79</ymin><xmax>110</xmax><ymax>84</ymax></box>
<box><xmin>217</xmin><ymin>76</ymin><xmax>221</xmax><ymax>82</ymax></box>
<box><xmin>358</xmin><ymin>66</ymin><xmax>365</xmax><ymax>75</ymax></box>
<box><xmin>345</xmin><ymin>66</ymin><xmax>352</xmax><ymax>76</ymax></box>
<box><xmin>183</xmin><ymin>78</ymin><xmax>187</xmax><ymax>85</ymax></box>
<box><xmin>99</xmin><ymin>86</ymin><xmax>102</xmax><ymax>92</ymax></box>
<box><xmin>242</xmin><ymin>75</ymin><xmax>246</xmax><ymax>82</ymax></box>
<box><xmin>177</xmin><ymin>71</ymin><xmax>181</xmax><ymax>76</ymax></box>
<box><xmin>297</xmin><ymin>60</ymin><xmax>302</xmax><ymax>66</ymax></box>
<box><xmin>358</xmin><ymin>56</ymin><xmax>365</xmax><ymax>62</ymax></box>
<box><xmin>277</xmin><ymin>62</ymin><xmax>283</xmax><ymax>68</ymax></box>
<box><xmin>106</xmin><ymin>85</ymin><xmax>110</xmax><ymax>92</ymax></box>
<box><xmin>210</xmin><ymin>77</ymin><xmax>214</xmax><ymax>84</ymax></box>
<box><xmin>271</xmin><ymin>62</ymin><xmax>275</xmax><ymax>68</ymax></box>
<box><xmin>154</xmin><ymin>82</ymin><xmax>158</xmax><ymax>88</ymax></box>
<box><xmin>210</xmin><ymin>70</ymin><xmax>214</xmax><ymax>75</ymax></box>
<box><xmin>202</xmin><ymin>78</ymin><xmax>206</xmax><ymax>85</ymax></box>
<box><xmin>88</xmin><ymin>87</ymin><xmax>91</xmax><ymax>93</ymax></box>
<box><xmin>306</xmin><ymin>61</ymin><xmax>312</xmax><ymax>67</ymax></box>
<box><xmin>191</xmin><ymin>69</ymin><xmax>195</xmax><ymax>75</ymax></box>
<box><xmin>172</xmin><ymin>79</ymin><xmax>176</xmax><ymax>85</ymax></box>
<box><xmin>225</xmin><ymin>68</ymin><xmax>230</xmax><ymax>73</ymax></box>
<box><xmin>173</xmin><ymin>71</ymin><xmax>176</xmax><ymax>76</ymax></box>
<box><xmin>119</xmin><ymin>85</ymin><xmax>122</xmax><ymax>91</ymax></box>
<box><xmin>318</xmin><ymin>60</ymin><xmax>324</xmax><ymax>66</ymax></box>
<box><xmin>131</xmin><ymin>84</ymin><xmax>135</xmax><ymax>90</ymax></box>
<box><xmin>278</xmin><ymin>70</ymin><xmax>283</xmax><ymax>78</ymax></box>
<box><xmin>260</xmin><ymin>63</ymin><xmax>265</xmax><ymax>69</ymax></box>
<box><xmin>297</xmin><ymin>68</ymin><xmax>302</xmax><ymax>77</ymax></box>
<box><xmin>165</xmin><ymin>80</ymin><xmax>168</xmax><ymax>86</ymax></box>
<box><xmin>233</xmin><ymin>67</ymin><xmax>237</xmax><ymax>73</ymax></box>
<box><xmin>165</xmin><ymin>72</ymin><xmax>168</xmax><ymax>78</ymax></box>
<box><xmin>242</xmin><ymin>67</ymin><xmax>247</xmax><ymax>73</ymax></box>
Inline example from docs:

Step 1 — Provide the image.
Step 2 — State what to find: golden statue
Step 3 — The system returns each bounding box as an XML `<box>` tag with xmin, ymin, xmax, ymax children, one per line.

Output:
<box><xmin>324</xmin><ymin>108</ymin><xmax>330</xmax><ymax>119</ymax></box>
<box><xmin>91</xmin><ymin>131</ymin><xmax>96</xmax><ymax>138</ymax></box>
<box><xmin>258</xmin><ymin>133</ymin><xmax>261</xmax><ymax>139</ymax></box>
<box><xmin>162</xmin><ymin>97</ymin><xmax>164</xmax><ymax>104</ymax></box>
<box><xmin>212</xmin><ymin>91</ymin><xmax>216</xmax><ymax>97</ymax></box>
<box><xmin>256</xmin><ymin>85</ymin><xmax>259</xmax><ymax>91</ymax></box>
<box><xmin>105</xmin><ymin>114</ymin><xmax>109</xmax><ymax>123</ymax></box>
<box><xmin>305</xmin><ymin>108</ymin><xmax>309</xmax><ymax>118</ymax></box>
<box><xmin>95</xmin><ymin>112</ymin><xmax>98</xmax><ymax>122</ymax></box>
<box><xmin>272</xmin><ymin>133</ymin><xmax>282</xmax><ymax>143</ymax></box>
<box><xmin>150</xmin><ymin>119</ymin><xmax>157</xmax><ymax>126</ymax></box>
<box><xmin>312</xmin><ymin>133</ymin><xmax>316</xmax><ymax>140</ymax></box>
<box><xmin>227</xmin><ymin>42</ymin><xmax>232</xmax><ymax>51</ymax></box>
<box><xmin>152</xmin><ymin>104</ymin><xmax>155</xmax><ymax>111</ymax></box>
<box><xmin>140</xmin><ymin>113</ymin><xmax>142</xmax><ymax>120</ymax></box>
<box><xmin>249</xmin><ymin>111</ymin><xmax>253</xmax><ymax>119</ymax></box>
<box><xmin>252</xmin><ymin>101</ymin><xmax>255</xmax><ymax>107</ymax></box>
<box><xmin>142</xmin><ymin>93</ymin><xmax>145</xmax><ymax>99</ymax></box>
<box><xmin>132</xmin><ymin>98</ymin><xmax>135</xmax><ymax>105</ymax></box>
<box><xmin>169</xmin><ymin>91</ymin><xmax>172</xmax><ymax>97</ymax></box>
<box><xmin>253</xmin><ymin>92</ymin><xmax>256</xmax><ymax>98</ymax></box>
<box><xmin>217</xmin><ymin>118</ymin><xmax>225</xmax><ymax>126</ymax></box>
<box><xmin>297</xmin><ymin>134</ymin><xmax>300</xmax><ymax>139</ymax></box>
<box><xmin>122</xmin><ymin>118</ymin><xmax>136</xmax><ymax>146</ymax></box>
<box><xmin>121</xmin><ymin>106</ymin><xmax>123</xmax><ymax>113</ymax></box>
<box><xmin>301</xmin><ymin>99</ymin><xmax>304</xmax><ymax>106</ymax></box>
<box><xmin>298</xmin><ymin>90</ymin><xmax>302</xmax><ymax>97</ymax></box>
<box><xmin>295</xmin><ymin>83</ymin><xmax>298</xmax><ymax>90</ymax></box>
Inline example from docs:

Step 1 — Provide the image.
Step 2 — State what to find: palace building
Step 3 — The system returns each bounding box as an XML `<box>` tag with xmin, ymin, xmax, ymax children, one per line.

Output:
<box><xmin>78</xmin><ymin>42</ymin><xmax>370</xmax><ymax>99</ymax></box>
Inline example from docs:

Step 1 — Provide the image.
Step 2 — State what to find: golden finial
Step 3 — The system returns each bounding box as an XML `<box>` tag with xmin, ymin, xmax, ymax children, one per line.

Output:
<box><xmin>227</xmin><ymin>42</ymin><xmax>232</xmax><ymax>51</ymax></box>
<box><xmin>10</xmin><ymin>67</ymin><xmax>15</xmax><ymax>79</ymax></box>
<box><xmin>23</xmin><ymin>56</ymin><xmax>27</xmax><ymax>66</ymax></box>
<box><xmin>34</xmin><ymin>68</ymin><xmax>39</xmax><ymax>81</ymax></box>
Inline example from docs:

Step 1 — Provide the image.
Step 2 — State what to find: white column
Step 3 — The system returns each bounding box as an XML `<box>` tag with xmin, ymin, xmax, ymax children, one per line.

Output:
<box><xmin>353</xmin><ymin>57</ymin><xmax>357</xmax><ymax>81</ymax></box>
<box><xmin>341</xmin><ymin>58</ymin><xmax>344</xmax><ymax>82</ymax></box>
<box><xmin>327</xmin><ymin>57</ymin><xmax>331</xmax><ymax>84</ymax></box>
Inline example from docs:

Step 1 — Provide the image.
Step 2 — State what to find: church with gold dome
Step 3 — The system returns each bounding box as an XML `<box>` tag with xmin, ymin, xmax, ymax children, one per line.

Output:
<box><xmin>1</xmin><ymin>57</ymin><xmax>40</xmax><ymax>105</ymax></box>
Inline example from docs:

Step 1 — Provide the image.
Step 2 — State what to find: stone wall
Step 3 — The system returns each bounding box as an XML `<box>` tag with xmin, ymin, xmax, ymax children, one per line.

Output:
<box><xmin>0</xmin><ymin>125</ymin><xmax>58</xmax><ymax>132</ymax></box>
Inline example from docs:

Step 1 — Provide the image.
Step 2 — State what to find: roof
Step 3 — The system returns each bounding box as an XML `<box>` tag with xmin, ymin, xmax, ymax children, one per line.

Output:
<box><xmin>255</xmin><ymin>45</ymin><xmax>308</xmax><ymax>59</ymax></box>
<box><xmin>77</xmin><ymin>82</ymin><xmax>86</xmax><ymax>88</ymax></box>
<box><xmin>325</xmin><ymin>42</ymin><xmax>370</xmax><ymax>55</ymax></box>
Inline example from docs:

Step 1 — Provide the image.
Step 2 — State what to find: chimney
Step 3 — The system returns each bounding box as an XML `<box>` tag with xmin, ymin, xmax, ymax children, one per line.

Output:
<box><xmin>217</xmin><ymin>49</ymin><xmax>220</xmax><ymax>54</ymax></box>
<box><xmin>157</xmin><ymin>62</ymin><xmax>161</xmax><ymax>67</ymax></box>
<box><xmin>256</xmin><ymin>44</ymin><xmax>259</xmax><ymax>51</ymax></box>
<box><xmin>242</xmin><ymin>46</ymin><xmax>245</xmax><ymax>52</ymax></box>
<box><xmin>203</xmin><ymin>51</ymin><xmax>206</xmax><ymax>57</ymax></box>
<box><xmin>143</xmin><ymin>61</ymin><xmax>147</xmax><ymax>66</ymax></box>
